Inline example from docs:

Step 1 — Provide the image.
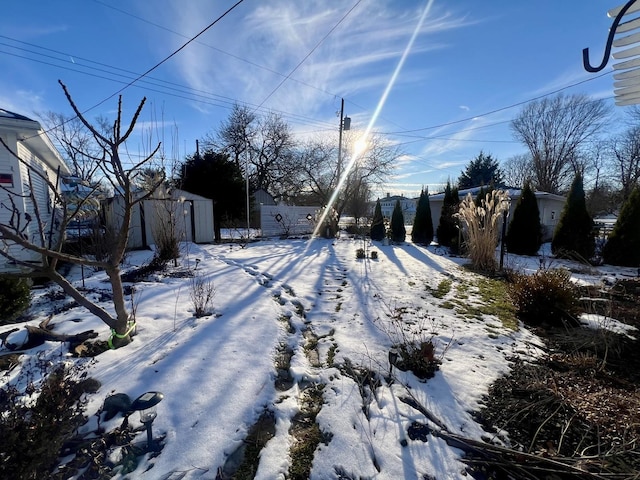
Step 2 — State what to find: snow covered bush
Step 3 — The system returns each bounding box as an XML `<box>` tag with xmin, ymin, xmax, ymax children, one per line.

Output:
<box><xmin>0</xmin><ymin>361</ymin><xmax>97</xmax><ymax>479</ymax></box>
<box><xmin>190</xmin><ymin>274</ymin><xmax>215</xmax><ymax>317</ymax></box>
<box><xmin>380</xmin><ymin>307</ymin><xmax>451</xmax><ymax>379</ymax></box>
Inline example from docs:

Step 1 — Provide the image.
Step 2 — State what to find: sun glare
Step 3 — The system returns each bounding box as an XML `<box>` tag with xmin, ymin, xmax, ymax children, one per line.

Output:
<box><xmin>309</xmin><ymin>0</ymin><xmax>435</xmax><ymax>240</ymax></box>
<box><xmin>353</xmin><ymin>136</ymin><xmax>369</xmax><ymax>159</ymax></box>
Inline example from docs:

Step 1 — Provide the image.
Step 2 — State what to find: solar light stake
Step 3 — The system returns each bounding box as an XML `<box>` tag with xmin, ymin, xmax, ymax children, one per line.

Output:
<box><xmin>131</xmin><ymin>391</ymin><xmax>164</xmax><ymax>451</ymax></box>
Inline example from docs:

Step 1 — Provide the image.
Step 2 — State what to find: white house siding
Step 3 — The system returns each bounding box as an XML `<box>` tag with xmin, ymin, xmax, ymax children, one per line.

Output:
<box><xmin>428</xmin><ymin>188</ymin><xmax>566</xmax><ymax>243</ymax></box>
<box><xmin>1</xmin><ymin>111</ymin><xmax>69</xmax><ymax>272</ymax></box>
<box><xmin>0</xmin><ymin>119</ymin><xmax>68</xmax><ymax>271</ymax></box>
<box><xmin>0</xmin><ymin>131</ymin><xmax>23</xmax><ymax>266</ymax></box>
<box><xmin>260</xmin><ymin>205</ymin><xmax>318</xmax><ymax>237</ymax></box>
<box><xmin>17</xmin><ymin>142</ymin><xmax>61</xmax><ymax>249</ymax></box>
<box><xmin>378</xmin><ymin>194</ymin><xmax>417</xmax><ymax>224</ymax></box>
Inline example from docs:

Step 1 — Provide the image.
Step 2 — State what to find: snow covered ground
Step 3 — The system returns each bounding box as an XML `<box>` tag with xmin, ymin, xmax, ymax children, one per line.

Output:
<box><xmin>2</xmin><ymin>236</ymin><xmax>637</xmax><ymax>479</ymax></box>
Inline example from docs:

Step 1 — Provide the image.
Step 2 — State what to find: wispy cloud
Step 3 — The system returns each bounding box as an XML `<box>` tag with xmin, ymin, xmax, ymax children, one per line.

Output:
<box><xmin>159</xmin><ymin>1</ymin><xmax>474</xmax><ymax>119</ymax></box>
<box><xmin>0</xmin><ymin>86</ymin><xmax>46</xmax><ymax>118</ymax></box>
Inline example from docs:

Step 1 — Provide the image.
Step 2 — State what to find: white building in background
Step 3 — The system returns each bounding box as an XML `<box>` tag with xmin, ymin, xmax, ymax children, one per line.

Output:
<box><xmin>0</xmin><ymin>109</ymin><xmax>71</xmax><ymax>272</ymax></box>
<box><xmin>378</xmin><ymin>193</ymin><xmax>418</xmax><ymax>224</ymax></box>
<box><xmin>429</xmin><ymin>187</ymin><xmax>566</xmax><ymax>242</ymax></box>
<box><xmin>102</xmin><ymin>188</ymin><xmax>214</xmax><ymax>250</ymax></box>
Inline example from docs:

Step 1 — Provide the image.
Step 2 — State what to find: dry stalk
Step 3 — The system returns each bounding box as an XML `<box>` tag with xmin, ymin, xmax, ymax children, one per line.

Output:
<box><xmin>456</xmin><ymin>190</ymin><xmax>510</xmax><ymax>272</ymax></box>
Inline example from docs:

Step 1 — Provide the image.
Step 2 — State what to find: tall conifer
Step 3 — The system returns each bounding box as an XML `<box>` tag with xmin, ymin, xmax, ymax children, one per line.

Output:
<box><xmin>602</xmin><ymin>186</ymin><xmax>640</xmax><ymax>266</ymax></box>
<box><xmin>506</xmin><ymin>182</ymin><xmax>542</xmax><ymax>255</ymax></box>
<box><xmin>411</xmin><ymin>188</ymin><xmax>434</xmax><ymax>244</ymax></box>
<box><xmin>552</xmin><ymin>173</ymin><xmax>595</xmax><ymax>259</ymax></box>
<box><xmin>436</xmin><ymin>181</ymin><xmax>460</xmax><ymax>249</ymax></box>
<box><xmin>391</xmin><ymin>199</ymin><xmax>406</xmax><ymax>243</ymax></box>
<box><xmin>370</xmin><ymin>199</ymin><xmax>385</xmax><ymax>241</ymax></box>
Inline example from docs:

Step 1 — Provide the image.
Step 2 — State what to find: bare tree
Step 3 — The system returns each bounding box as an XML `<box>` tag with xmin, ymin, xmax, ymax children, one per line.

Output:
<box><xmin>501</xmin><ymin>153</ymin><xmax>535</xmax><ymax>188</ymax></box>
<box><xmin>608</xmin><ymin>125</ymin><xmax>640</xmax><ymax>201</ymax></box>
<box><xmin>293</xmin><ymin>131</ymin><xmax>400</xmax><ymax>220</ymax></box>
<box><xmin>203</xmin><ymin>104</ymin><xmax>295</xmax><ymax>201</ymax></box>
<box><xmin>0</xmin><ymin>82</ymin><xmax>163</xmax><ymax>348</ymax></box>
<box><xmin>207</xmin><ymin>103</ymin><xmax>256</xmax><ymax>170</ymax></box>
<box><xmin>344</xmin><ymin>177</ymin><xmax>371</xmax><ymax>226</ymax></box>
<box><xmin>39</xmin><ymin>111</ymin><xmax>101</xmax><ymax>183</ymax></box>
<box><xmin>511</xmin><ymin>94</ymin><xmax>610</xmax><ymax>194</ymax></box>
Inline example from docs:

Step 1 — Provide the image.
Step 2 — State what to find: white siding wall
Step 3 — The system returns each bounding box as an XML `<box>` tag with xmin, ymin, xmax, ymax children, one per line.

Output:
<box><xmin>1</xmin><ymin>136</ymin><xmax>62</xmax><ymax>270</ymax></box>
<box><xmin>260</xmin><ymin>205</ymin><xmax>318</xmax><ymax>237</ymax></box>
<box><xmin>104</xmin><ymin>194</ymin><xmax>215</xmax><ymax>250</ymax></box>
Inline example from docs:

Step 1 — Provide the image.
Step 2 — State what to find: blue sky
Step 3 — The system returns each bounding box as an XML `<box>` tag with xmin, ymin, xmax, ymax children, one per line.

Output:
<box><xmin>0</xmin><ymin>1</ymin><xmax>625</xmax><ymax>197</ymax></box>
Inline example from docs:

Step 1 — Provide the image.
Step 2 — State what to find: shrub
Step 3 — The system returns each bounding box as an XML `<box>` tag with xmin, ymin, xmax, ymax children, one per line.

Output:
<box><xmin>411</xmin><ymin>187</ymin><xmax>434</xmax><ymax>244</ymax></box>
<box><xmin>436</xmin><ymin>181</ymin><xmax>459</xmax><ymax>247</ymax></box>
<box><xmin>377</xmin><ymin>307</ymin><xmax>452</xmax><ymax>379</ymax></box>
<box><xmin>602</xmin><ymin>186</ymin><xmax>640</xmax><ymax>267</ymax></box>
<box><xmin>370</xmin><ymin>250</ymin><xmax>378</xmax><ymax>260</ymax></box>
<box><xmin>390</xmin><ymin>199</ymin><xmax>406</xmax><ymax>243</ymax></box>
<box><xmin>0</xmin><ymin>276</ymin><xmax>31</xmax><ymax>324</ymax></box>
<box><xmin>370</xmin><ymin>199</ymin><xmax>385</xmax><ymax>241</ymax></box>
<box><xmin>190</xmin><ymin>274</ymin><xmax>215</xmax><ymax>317</ymax></box>
<box><xmin>509</xmin><ymin>269</ymin><xmax>579</xmax><ymax>325</ymax></box>
<box><xmin>506</xmin><ymin>182</ymin><xmax>542</xmax><ymax>255</ymax></box>
<box><xmin>0</xmin><ymin>361</ymin><xmax>96</xmax><ymax>479</ymax></box>
<box><xmin>552</xmin><ymin>173</ymin><xmax>595</xmax><ymax>260</ymax></box>
<box><xmin>356</xmin><ymin>248</ymin><xmax>366</xmax><ymax>259</ymax></box>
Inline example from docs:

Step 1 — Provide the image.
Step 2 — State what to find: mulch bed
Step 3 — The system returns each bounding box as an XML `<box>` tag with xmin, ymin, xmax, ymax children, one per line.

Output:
<box><xmin>474</xmin><ymin>278</ymin><xmax>640</xmax><ymax>478</ymax></box>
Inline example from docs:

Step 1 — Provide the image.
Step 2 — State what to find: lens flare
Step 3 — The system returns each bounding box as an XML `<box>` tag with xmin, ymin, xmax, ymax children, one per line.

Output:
<box><xmin>311</xmin><ymin>0</ymin><xmax>435</xmax><ymax>239</ymax></box>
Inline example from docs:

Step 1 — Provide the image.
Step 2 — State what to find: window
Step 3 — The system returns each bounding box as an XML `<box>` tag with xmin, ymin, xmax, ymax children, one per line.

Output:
<box><xmin>0</xmin><ymin>173</ymin><xmax>13</xmax><ymax>188</ymax></box>
<box><xmin>551</xmin><ymin>211</ymin><xmax>555</xmax><ymax>220</ymax></box>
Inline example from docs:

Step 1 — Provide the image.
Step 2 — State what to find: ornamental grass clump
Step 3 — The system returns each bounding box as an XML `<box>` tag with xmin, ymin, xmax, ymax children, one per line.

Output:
<box><xmin>456</xmin><ymin>189</ymin><xmax>510</xmax><ymax>273</ymax></box>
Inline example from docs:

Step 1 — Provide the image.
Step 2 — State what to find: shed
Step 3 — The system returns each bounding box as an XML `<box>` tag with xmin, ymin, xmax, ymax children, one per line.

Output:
<box><xmin>103</xmin><ymin>188</ymin><xmax>214</xmax><ymax>250</ymax></box>
<box><xmin>0</xmin><ymin>109</ymin><xmax>71</xmax><ymax>272</ymax></box>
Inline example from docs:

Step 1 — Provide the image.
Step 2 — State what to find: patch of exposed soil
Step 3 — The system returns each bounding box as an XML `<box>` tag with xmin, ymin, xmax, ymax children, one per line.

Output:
<box><xmin>475</xmin><ymin>279</ymin><xmax>640</xmax><ymax>477</ymax></box>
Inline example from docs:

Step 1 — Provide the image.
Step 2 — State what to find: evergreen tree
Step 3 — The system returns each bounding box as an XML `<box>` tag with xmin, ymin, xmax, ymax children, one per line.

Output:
<box><xmin>179</xmin><ymin>150</ymin><xmax>246</xmax><ymax>242</ymax></box>
<box><xmin>411</xmin><ymin>187</ymin><xmax>434</xmax><ymax>244</ymax></box>
<box><xmin>458</xmin><ymin>151</ymin><xmax>504</xmax><ymax>189</ymax></box>
<box><xmin>474</xmin><ymin>186</ymin><xmax>487</xmax><ymax>207</ymax></box>
<box><xmin>390</xmin><ymin>199</ymin><xmax>406</xmax><ymax>243</ymax></box>
<box><xmin>436</xmin><ymin>181</ymin><xmax>460</xmax><ymax>249</ymax></box>
<box><xmin>474</xmin><ymin>182</ymin><xmax>495</xmax><ymax>207</ymax></box>
<box><xmin>602</xmin><ymin>186</ymin><xmax>640</xmax><ymax>267</ymax></box>
<box><xmin>506</xmin><ymin>182</ymin><xmax>542</xmax><ymax>255</ymax></box>
<box><xmin>370</xmin><ymin>199</ymin><xmax>385</xmax><ymax>241</ymax></box>
<box><xmin>551</xmin><ymin>173</ymin><xmax>595</xmax><ymax>259</ymax></box>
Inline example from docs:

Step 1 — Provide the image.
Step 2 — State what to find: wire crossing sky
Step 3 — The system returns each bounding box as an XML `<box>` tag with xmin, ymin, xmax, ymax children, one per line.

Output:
<box><xmin>0</xmin><ymin>1</ymin><xmax>624</xmax><ymax>196</ymax></box>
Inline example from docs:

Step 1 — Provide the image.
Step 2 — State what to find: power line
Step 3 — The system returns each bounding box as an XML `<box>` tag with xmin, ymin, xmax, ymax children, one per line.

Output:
<box><xmin>0</xmin><ymin>41</ymin><xmax>335</xmax><ymax>130</ymax></box>
<box><xmin>90</xmin><ymin>0</ymin><xmax>410</xmax><ymax>131</ymax></box>
<box><xmin>78</xmin><ymin>0</ymin><xmax>246</xmax><ymax>113</ymax></box>
<box><xmin>253</xmin><ymin>0</ymin><xmax>363</xmax><ymax>111</ymax></box>
<box><xmin>19</xmin><ymin>0</ymin><xmax>246</xmax><ymax>142</ymax></box>
<box><xmin>384</xmin><ymin>70</ymin><xmax>613</xmax><ymax>135</ymax></box>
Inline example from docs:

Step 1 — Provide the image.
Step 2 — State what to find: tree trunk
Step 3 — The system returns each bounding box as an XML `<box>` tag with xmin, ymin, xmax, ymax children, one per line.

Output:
<box><xmin>48</xmin><ymin>269</ymin><xmax>117</xmax><ymax>329</ymax></box>
<box><xmin>105</xmin><ymin>265</ymin><xmax>133</xmax><ymax>348</ymax></box>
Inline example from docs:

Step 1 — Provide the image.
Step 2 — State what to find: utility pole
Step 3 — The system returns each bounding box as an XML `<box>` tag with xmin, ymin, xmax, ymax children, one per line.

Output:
<box><xmin>336</xmin><ymin>98</ymin><xmax>351</xmax><ymax>184</ymax></box>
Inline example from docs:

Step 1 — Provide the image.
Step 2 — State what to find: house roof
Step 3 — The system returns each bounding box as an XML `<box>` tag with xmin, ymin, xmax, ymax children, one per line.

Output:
<box><xmin>0</xmin><ymin>108</ymin><xmax>70</xmax><ymax>175</ymax></box>
<box><xmin>0</xmin><ymin>109</ymin><xmax>36</xmax><ymax>123</ymax></box>
<box><xmin>429</xmin><ymin>186</ymin><xmax>565</xmax><ymax>202</ymax></box>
